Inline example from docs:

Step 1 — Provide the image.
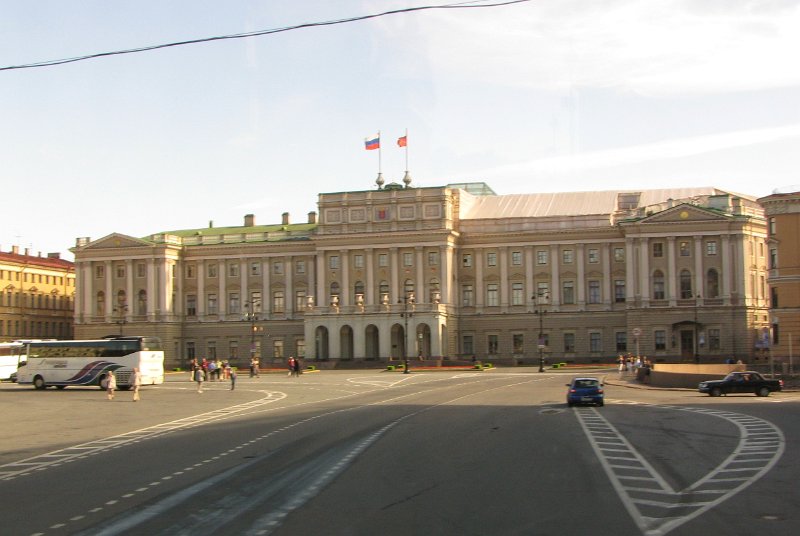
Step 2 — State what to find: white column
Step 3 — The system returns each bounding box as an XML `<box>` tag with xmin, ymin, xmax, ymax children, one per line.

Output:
<box><xmin>734</xmin><ymin>235</ymin><xmax>745</xmax><ymax>299</ymax></box>
<box><xmin>721</xmin><ymin>234</ymin><xmax>731</xmax><ymax>304</ymax></box>
<box><xmin>366</xmin><ymin>248</ymin><xmax>374</xmax><ymax>305</ymax></box>
<box><xmin>160</xmin><ymin>259</ymin><xmax>170</xmax><ymax>318</ymax></box>
<box><xmin>316</xmin><ymin>254</ymin><xmax>325</xmax><ymax>307</ymax></box>
<box><xmin>104</xmin><ymin>260</ymin><xmax>113</xmax><ymax>321</ymax></box>
<box><xmin>500</xmin><ymin>247</ymin><xmax>509</xmax><ymax>307</ymax></box>
<box><xmin>694</xmin><ymin>235</ymin><xmax>704</xmax><ymax>297</ymax></box>
<box><xmin>284</xmin><ymin>256</ymin><xmax>293</xmax><ymax>317</ymax></box>
<box><xmin>577</xmin><ymin>244</ymin><xmax>585</xmax><ymax>306</ymax></box>
<box><xmin>146</xmin><ymin>259</ymin><xmax>156</xmax><ymax>320</ymax></box>
<box><xmin>440</xmin><ymin>245</ymin><xmax>451</xmax><ymax>304</ymax></box>
<box><xmin>603</xmin><ymin>244</ymin><xmax>612</xmax><ymax>306</ymax></box>
<box><xmin>125</xmin><ymin>260</ymin><xmax>134</xmax><ymax>321</ymax></box>
<box><xmin>625</xmin><ymin>239</ymin><xmax>635</xmax><ymax>304</ymax></box>
<box><xmin>197</xmin><ymin>262</ymin><xmax>205</xmax><ymax>317</ymax></box>
<box><xmin>525</xmin><ymin>246</ymin><xmax>534</xmax><ymax>303</ymax></box>
<box><xmin>240</xmin><ymin>259</ymin><xmax>249</xmax><ymax>307</ymax></box>
<box><xmin>667</xmin><ymin>237</ymin><xmax>677</xmax><ymax>304</ymax></box>
<box><xmin>475</xmin><ymin>249</ymin><xmax>484</xmax><ymax>307</ymax></box>
<box><xmin>416</xmin><ymin>246</ymin><xmax>425</xmax><ymax>302</ymax></box>
<box><xmin>550</xmin><ymin>244</ymin><xmax>560</xmax><ymax>307</ymax></box>
<box><xmin>262</xmin><ymin>258</ymin><xmax>270</xmax><ymax>315</ymax></box>
<box><xmin>218</xmin><ymin>260</ymin><xmax>226</xmax><ymax>317</ymax></box>
<box><xmin>340</xmin><ymin>250</ymin><xmax>350</xmax><ymax>306</ymax></box>
<box><xmin>639</xmin><ymin>238</ymin><xmax>650</xmax><ymax>303</ymax></box>
<box><xmin>390</xmin><ymin>248</ymin><xmax>399</xmax><ymax>301</ymax></box>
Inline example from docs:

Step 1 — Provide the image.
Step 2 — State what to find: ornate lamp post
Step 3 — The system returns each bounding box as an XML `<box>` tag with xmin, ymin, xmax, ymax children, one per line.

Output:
<box><xmin>243</xmin><ymin>300</ymin><xmax>262</xmax><ymax>367</ymax></box>
<box><xmin>113</xmin><ymin>301</ymin><xmax>128</xmax><ymax>336</ymax></box>
<box><xmin>399</xmin><ymin>292</ymin><xmax>416</xmax><ymax>374</ymax></box>
<box><xmin>533</xmin><ymin>292</ymin><xmax>548</xmax><ymax>372</ymax></box>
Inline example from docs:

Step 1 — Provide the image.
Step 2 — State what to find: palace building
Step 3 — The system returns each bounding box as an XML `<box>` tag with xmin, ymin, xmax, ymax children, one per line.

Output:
<box><xmin>71</xmin><ymin>183</ymin><xmax>770</xmax><ymax>369</ymax></box>
<box><xmin>0</xmin><ymin>246</ymin><xmax>75</xmax><ymax>342</ymax></box>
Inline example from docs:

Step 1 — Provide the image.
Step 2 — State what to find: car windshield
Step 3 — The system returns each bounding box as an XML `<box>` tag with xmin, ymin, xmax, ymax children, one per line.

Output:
<box><xmin>574</xmin><ymin>380</ymin><xmax>599</xmax><ymax>388</ymax></box>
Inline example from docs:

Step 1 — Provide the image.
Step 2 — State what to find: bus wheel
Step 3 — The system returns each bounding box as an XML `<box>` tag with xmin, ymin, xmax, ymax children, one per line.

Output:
<box><xmin>33</xmin><ymin>376</ymin><xmax>46</xmax><ymax>390</ymax></box>
<box><xmin>98</xmin><ymin>375</ymin><xmax>107</xmax><ymax>390</ymax></box>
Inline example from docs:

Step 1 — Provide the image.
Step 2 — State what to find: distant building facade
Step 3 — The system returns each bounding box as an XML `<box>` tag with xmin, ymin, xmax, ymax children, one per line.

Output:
<box><xmin>72</xmin><ymin>184</ymin><xmax>769</xmax><ymax>368</ymax></box>
<box><xmin>758</xmin><ymin>190</ymin><xmax>800</xmax><ymax>363</ymax></box>
<box><xmin>0</xmin><ymin>246</ymin><xmax>75</xmax><ymax>341</ymax></box>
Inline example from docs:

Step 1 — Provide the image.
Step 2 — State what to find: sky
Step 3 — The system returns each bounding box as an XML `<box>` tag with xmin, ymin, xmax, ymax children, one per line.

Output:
<box><xmin>2</xmin><ymin>0</ymin><xmax>800</xmax><ymax>261</ymax></box>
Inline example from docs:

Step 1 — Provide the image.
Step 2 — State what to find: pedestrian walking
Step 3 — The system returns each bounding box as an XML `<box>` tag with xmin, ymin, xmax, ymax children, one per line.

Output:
<box><xmin>292</xmin><ymin>356</ymin><xmax>301</xmax><ymax>378</ymax></box>
<box><xmin>230</xmin><ymin>367</ymin><xmax>237</xmax><ymax>390</ymax></box>
<box><xmin>287</xmin><ymin>356</ymin><xmax>295</xmax><ymax>377</ymax></box>
<box><xmin>106</xmin><ymin>370</ymin><xmax>117</xmax><ymax>400</ymax></box>
<box><xmin>194</xmin><ymin>365</ymin><xmax>204</xmax><ymax>393</ymax></box>
<box><xmin>132</xmin><ymin>367</ymin><xmax>142</xmax><ymax>401</ymax></box>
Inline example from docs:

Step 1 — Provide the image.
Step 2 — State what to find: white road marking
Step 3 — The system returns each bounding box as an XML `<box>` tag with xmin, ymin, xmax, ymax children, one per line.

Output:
<box><xmin>576</xmin><ymin>404</ymin><xmax>784</xmax><ymax>536</ymax></box>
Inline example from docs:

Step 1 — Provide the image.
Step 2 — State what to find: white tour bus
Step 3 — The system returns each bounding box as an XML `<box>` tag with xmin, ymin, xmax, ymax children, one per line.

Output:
<box><xmin>16</xmin><ymin>336</ymin><xmax>165</xmax><ymax>390</ymax></box>
<box><xmin>0</xmin><ymin>342</ymin><xmax>25</xmax><ymax>381</ymax></box>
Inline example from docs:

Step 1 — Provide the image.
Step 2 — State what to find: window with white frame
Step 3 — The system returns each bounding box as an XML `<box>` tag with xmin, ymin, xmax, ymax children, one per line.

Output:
<box><xmin>207</xmin><ymin>293</ymin><xmax>218</xmax><ymax>314</ymax></box>
<box><xmin>487</xmin><ymin>252</ymin><xmax>497</xmax><ymax>267</ymax></box>
<box><xmin>228</xmin><ymin>263</ymin><xmax>239</xmax><ymax>277</ymax></box>
<box><xmin>207</xmin><ymin>263</ymin><xmax>217</xmax><ymax>278</ymax></box>
<box><xmin>487</xmin><ymin>334</ymin><xmax>499</xmax><ymax>355</ymax></box>
<box><xmin>251</xmin><ymin>262</ymin><xmax>261</xmax><ymax>276</ymax></box>
<box><xmin>564</xmin><ymin>333</ymin><xmax>576</xmax><ymax>353</ymax></box>
<box><xmin>295</xmin><ymin>260</ymin><xmax>306</xmax><ymax>274</ymax></box>
<box><xmin>512</xmin><ymin>333</ymin><xmax>524</xmax><ymax>354</ymax></box>
<box><xmin>511</xmin><ymin>251</ymin><xmax>522</xmax><ymax>266</ymax></box>
<box><xmin>329</xmin><ymin>256</ymin><xmax>339</xmax><ymax>270</ymax></box>
<box><xmin>486</xmin><ymin>283</ymin><xmax>499</xmax><ymax>306</ymax></box>
<box><xmin>354</xmin><ymin>254</ymin><xmax>364</xmax><ymax>269</ymax></box>
<box><xmin>511</xmin><ymin>282</ymin><xmax>524</xmax><ymax>305</ymax></box>
<box><xmin>428</xmin><ymin>251</ymin><xmax>439</xmax><ymax>266</ymax></box>
<box><xmin>273</xmin><ymin>291</ymin><xmax>285</xmax><ymax>313</ymax></box>
<box><xmin>403</xmin><ymin>252</ymin><xmax>413</xmax><ymax>266</ymax></box>
<box><xmin>462</xmin><ymin>284</ymin><xmax>474</xmax><ymax>306</ymax></box>
<box><xmin>589</xmin><ymin>332</ymin><xmax>602</xmax><ymax>352</ymax></box>
<box><xmin>588</xmin><ymin>249</ymin><xmax>599</xmax><ymax>263</ymax></box>
<box><xmin>614</xmin><ymin>247</ymin><xmax>625</xmax><ymax>262</ymax></box>
<box><xmin>655</xmin><ymin>330</ymin><xmax>666</xmax><ymax>350</ymax></box>
<box><xmin>229</xmin><ymin>292</ymin><xmax>240</xmax><ymax>314</ymax></box>
<box><xmin>588</xmin><ymin>280</ymin><xmax>601</xmax><ymax>304</ymax></box>
<box><xmin>378</xmin><ymin>253</ymin><xmax>389</xmax><ymax>267</ymax></box>
<box><xmin>562</xmin><ymin>281</ymin><xmax>575</xmax><ymax>304</ymax></box>
<box><xmin>462</xmin><ymin>254</ymin><xmax>472</xmax><ymax>268</ymax></box>
<box><xmin>272</xmin><ymin>261</ymin><xmax>283</xmax><ymax>275</ymax></box>
<box><xmin>562</xmin><ymin>249</ymin><xmax>574</xmax><ymax>264</ymax></box>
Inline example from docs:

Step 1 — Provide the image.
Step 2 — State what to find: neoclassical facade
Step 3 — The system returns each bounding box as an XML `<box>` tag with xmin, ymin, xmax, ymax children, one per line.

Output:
<box><xmin>0</xmin><ymin>246</ymin><xmax>75</xmax><ymax>342</ymax></box>
<box><xmin>72</xmin><ymin>183</ymin><xmax>770</xmax><ymax>368</ymax></box>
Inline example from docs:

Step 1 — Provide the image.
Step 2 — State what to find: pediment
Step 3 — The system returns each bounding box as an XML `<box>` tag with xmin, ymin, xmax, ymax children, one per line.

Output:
<box><xmin>82</xmin><ymin>233</ymin><xmax>154</xmax><ymax>250</ymax></box>
<box><xmin>639</xmin><ymin>203</ymin><xmax>729</xmax><ymax>224</ymax></box>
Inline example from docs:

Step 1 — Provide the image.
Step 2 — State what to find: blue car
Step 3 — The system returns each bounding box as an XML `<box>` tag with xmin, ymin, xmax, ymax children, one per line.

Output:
<box><xmin>566</xmin><ymin>377</ymin><xmax>604</xmax><ymax>407</ymax></box>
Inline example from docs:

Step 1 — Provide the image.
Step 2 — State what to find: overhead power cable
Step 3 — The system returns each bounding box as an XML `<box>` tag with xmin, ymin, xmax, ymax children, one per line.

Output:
<box><xmin>1</xmin><ymin>0</ymin><xmax>531</xmax><ymax>72</ymax></box>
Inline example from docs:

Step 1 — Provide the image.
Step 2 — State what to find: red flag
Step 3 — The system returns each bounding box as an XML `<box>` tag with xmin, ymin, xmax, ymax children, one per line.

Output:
<box><xmin>397</xmin><ymin>135</ymin><xmax>407</xmax><ymax>147</ymax></box>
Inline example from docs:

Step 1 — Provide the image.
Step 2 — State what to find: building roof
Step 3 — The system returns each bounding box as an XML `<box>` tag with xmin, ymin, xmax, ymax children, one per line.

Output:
<box><xmin>458</xmin><ymin>187</ymin><xmax>751</xmax><ymax>219</ymax></box>
<box><xmin>0</xmin><ymin>251</ymin><xmax>74</xmax><ymax>271</ymax></box>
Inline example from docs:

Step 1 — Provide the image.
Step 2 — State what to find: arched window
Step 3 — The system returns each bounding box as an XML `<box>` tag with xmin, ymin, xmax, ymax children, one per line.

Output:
<box><xmin>96</xmin><ymin>291</ymin><xmax>105</xmax><ymax>315</ymax></box>
<box><xmin>706</xmin><ymin>269</ymin><xmax>720</xmax><ymax>298</ymax></box>
<box><xmin>117</xmin><ymin>289</ymin><xmax>127</xmax><ymax>308</ymax></box>
<box><xmin>354</xmin><ymin>280</ymin><xmax>365</xmax><ymax>297</ymax></box>
<box><xmin>429</xmin><ymin>278</ymin><xmax>440</xmax><ymax>303</ymax></box>
<box><xmin>137</xmin><ymin>289</ymin><xmax>147</xmax><ymax>315</ymax></box>
<box><xmin>652</xmin><ymin>270</ymin><xmax>665</xmax><ymax>300</ymax></box>
<box><xmin>680</xmin><ymin>270</ymin><xmax>692</xmax><ymax>299</ymax></box>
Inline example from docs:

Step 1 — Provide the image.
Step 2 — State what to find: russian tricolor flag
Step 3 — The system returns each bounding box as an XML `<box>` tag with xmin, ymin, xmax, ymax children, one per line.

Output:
<box><xmin>364</xmin><ymin>133</ymin><xmax>380</xmax><ymax>150</ymax></box>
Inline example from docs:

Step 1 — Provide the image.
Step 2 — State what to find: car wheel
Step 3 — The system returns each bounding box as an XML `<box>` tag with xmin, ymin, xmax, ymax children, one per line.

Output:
<box><xmin>98</xmin><ymin>375</ymin><xmax>108</xmax><ymax>390</ymax></box>
<box><xmin>597</xmin><ymin>400</ymin><xmax>604</xmax><ymax>407</ymax></box>
<box><xmin>710</xmin><ymin>387</ymin><xmax>722</xmax><ymax>397</ymax></box>
<box><xmin>33</xmin><ymin>376</ymin><xmax>46</xmax><ymax>390</ymax></box>
<box><xmin>567</xmin><ymin>402</ymin><xmax>574</xmax><ymax>407</ymax></box>
<box><xmin>756</xmin><ymin>387</ymin><xmax>770</xmax><ymax>397</ymax></box>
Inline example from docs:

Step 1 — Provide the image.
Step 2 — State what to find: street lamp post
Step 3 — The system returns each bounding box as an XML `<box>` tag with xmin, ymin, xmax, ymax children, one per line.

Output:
<box><xmin>533</xmin><ymin>293</ymin><xmax>547</xmax><ymax>373</ymax></box>
<box><xmin>694</xmin><ymin>294</ymin><xmax>701</xmax><ymax>364</ymax></box>
<box><xmin>399</xmin><ymin>292</ymin><xmax>416</xmax><ymax>374</ymax></box>
<box><xmin>243</xmin><ymin>300</ymin><xmax>262</xmax><ymax>370</ymax></box>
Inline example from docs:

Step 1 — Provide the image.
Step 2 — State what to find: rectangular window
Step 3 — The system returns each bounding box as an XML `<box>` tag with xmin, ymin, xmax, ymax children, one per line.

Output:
<box><xmin>614</xmin><ymin>247</ymin><xmax>625</xmax><ymax>262</ymax></box>
<box><xmin>564</xmin><ymin>333</ymin><xmax>575</xmax><ymax>353</ymax></box>
<box><xmin>588</xmin><ymin>248</ymin><xmax>599</xmax><ymax>263</ymax></box>
<box><xmin>273</xmin><ymin>339</ymin><xmax>284</xmax><ymax>359</ymax></box>
<box><xmin>706</xmin><ymin>241</ymin><xmax>717</xmax><ymax>256</ymax></box>
<box><xmin>462</xmin><ymin>284</ymin><xmax>473</xmax><ymax>306</ymax></box>
<box><xmin>562</xmin><ymin>249</ymin><xmax>574</xmax><ymax>264</ymax></box>
<box><xmin>186</xmin><ymin>342</ymin><xmax>196</xmax><ymax>360</ymax></box>
<box><xmin>769</xmin><ymin>217</ymin><xmax>777</xmax><ymax>235</ymax></box>
<box><xmin>229</xmin><ymin>292</ymin><xmax>240</xmax><ymax>314</ymax></box>
<box><xmin>614</xmin><ymin>280</ymin><xmax>626</xmax><ymax>303</ymax></box>
<box><xmin>680</xmin><ymin>241</ymin><xmax>691</xmax><ymax>256</ymax></box>
<box><xmin>296</xmin><ymin>290</ymin><xmax>307</xmax><ymax>311</ymax></box>
<box><xmin>273</xmin><ymin>291</ymin><xmax>285</xmax><ymax>313</ymax></box>
<box><xmin>137</xmin><ymin>263</ymin><xmax>146</xmax><ymax>278</ymax></box>
<box><xmin>403</xmin><ymin>252</ymin><xmax>413</xmax><ymax>266</ymax></box>
<box><xmin>589</xmin><ymin>332</ymin><xmax>602</xmax><ymax>352</ymax></box>
<box><xmin>562</xmin><ymin>281</ymin><xmax>575</xmax><ymax>304</ymax></box>
<box><xmin>462</xmin><ymin>254</ymin><xmax>472</xmax><ymax>268</ymax></box>
<box><xmin>588</xmin><ymin>280</ymin><xmax>601</xmax><ymax>304</ymax></box>
<box><xmin>250</xmin><ymin>291</ymin><xmax>262</xmax><ymax>313</ymax></box>
<box><xmin>428</xmin><ymin>251</ymin><xmax>439</xmax><ymax>266</ymax></box>
<box><xmin>186</xmin><ymin>295</ymin><xmax>197</xmax><ymax>316</ymax></box>
<box><xmin>486</xmin><ymin>283</ymin><xmax>499</xmax><ymax>306</ymax></box>
<box><xmin>354</xmin><ymin>254</ymin><xmax>364</xmax><ymax>269</ymax></box>
<box><xmin>512</xmin><ymin>333</ymin><xmax>524</xmax><ymax>354</ymax></box>
<box><xmin>378</xmin><ymin>253</ymin><xmax>389</xmax><ymax>267</ymax></box>
<box><xmin>770</xmin><ymin>249</ymin><xmax>778</xmax><ymax>270</ymax></box>
<box><xmin>653</xmin><ymin>242</ymin><xmax>664</xmax><ymax>258</ymax></box>
<box><xmin>537</xmin><ymin>250</ymin><xmax>548</xmax><ymax>265</ymax></box>
<box><xmin>655</xmin><ymin>330</ymin><xmax>666</xmax><ymax>350</ymax></box>
<box><xmin>511</xmin><ymin>282</ymin><xmax>524</xmax><ymax>305</ymax></box>
<box><xmin>487</xmin><ymin>252</ymin><xmax>497</xmax><ymax>267</ymax></box>
<box><xmin>462</xmin><ymin>335</ymin><xmax>474</xmax><ymax>356</ymax></box>
<box><xmin>206</xmin><ymin>263</ymin><xmax>217</xmax><ymax>278</ymax></box>
<box><xmin>116</xmin><ymin>265</ymin><xmax>125</xmax><ymax>278</ymax></box>
<box><xmin>616</xmin><ymin>332</ymin><xmax>627</xmax><ymax>352</ymax></box>
<box><xmin>707</xmin><ymin>328</ymin><xmax>720</xmax><ymax>350</ymax></box>
<box><xmin>207</xmin><ymin>293</ymin><xmax>218</xmax><ymax>314</ymax></box>
<box><xmin>229</xmin><ymin>341</ymin><xmax>239</xmax><ymax>360</ymax></box>
<box><xmin>511</xmin><ymin>251</ymin><xmax>522</xmax><ymax>266</ymax></box>
<box><xmin>96</xmin><ymin>265</ymin><xmax>105</xmax><ymax>278</ymax></box>
<box><xmin>536</xmin><ymin>282</ymin><xmax>549</xmax><ymax>302</ymax></box>
<box><xmin>207</xmin><ymin>342</ymin><xmax>217</xmax><ymax>360</ymax></box>
<box><xmin>272</xmin><ymin>261</ymin><xmax>283</xmax><ymax>275</ymax></box>
<box><xmin>295</xmin><ymin>260</ymin><xmax>306</xmax><ymax>274</ymax></box>
<box><xmin>296</xmin><ymin>338</ymin><xmax>306</xmax><ymax>358</ymax></box>
<box><xmin>329</xmin><ymin>256</ymin><xmax>340</xmax><ymax>270</ymax></box>
<box><xmin>248</xmin><ymin>262</ymin><xmax>259</xmax><ymax>276</ymax></box>
<box><xmin>487</xmin><ymin>334</ymin><xmax>499</xmax><ymax>355</ymax></box>
<box><xmin>228</xmin><ymin>263</ymin><xmax>239</xmax><ymax>277</ymax></box>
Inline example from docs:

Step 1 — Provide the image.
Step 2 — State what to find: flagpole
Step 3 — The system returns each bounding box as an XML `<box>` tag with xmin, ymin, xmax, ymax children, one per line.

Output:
<box><xmin>378</xmin><ymin>130</ymin><xmax>382</xmax><ymax>175</ymax></box>
<box><xmin>404</xmin><ymin>128</ymin><xmax>408</xmax><ymax>172</ymax></box>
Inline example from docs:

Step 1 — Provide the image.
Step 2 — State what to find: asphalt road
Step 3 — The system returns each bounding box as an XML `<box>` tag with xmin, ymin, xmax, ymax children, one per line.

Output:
<box><xmin>1</xmin><ymin>369</ymin><xmax>799</xmax><ymax>536</ymax></box>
